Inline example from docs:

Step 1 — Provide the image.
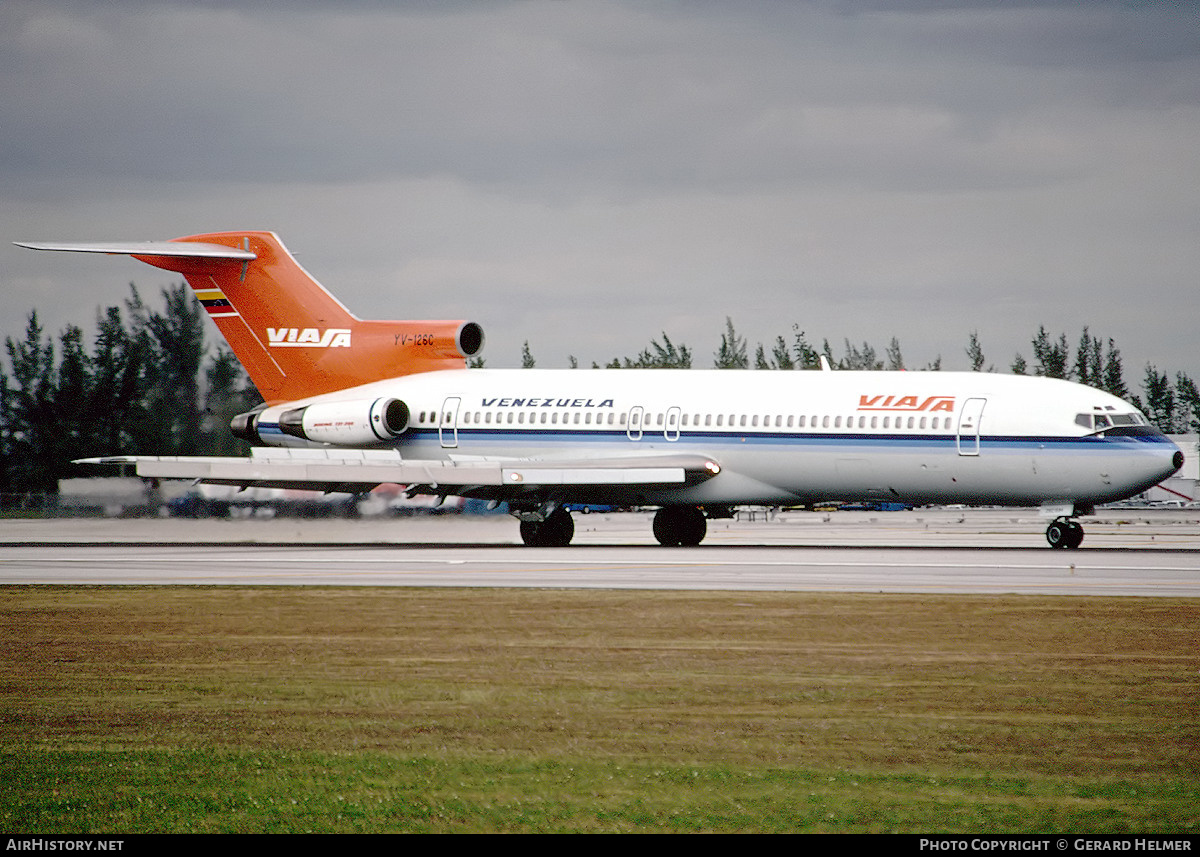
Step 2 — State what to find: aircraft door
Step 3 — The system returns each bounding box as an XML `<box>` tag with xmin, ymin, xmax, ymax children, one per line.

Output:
<box><xmin>956</xmin><ymin>397</ymin><xmax>986</xmax><ymax>456</ymax></box>
<box><xmin>439</xmin><ymin>397</ymin><xmax>461</xmax><ymax>448</ymax></box>
<box><xmin>665</xmin><ymin>406</ymin><xmax>681</xmax><ymax>442</ymax></box>
<box><xmin>627</xmin><ymin>406</ymin><xmax>644</xmax><ymax>441</ymax></box>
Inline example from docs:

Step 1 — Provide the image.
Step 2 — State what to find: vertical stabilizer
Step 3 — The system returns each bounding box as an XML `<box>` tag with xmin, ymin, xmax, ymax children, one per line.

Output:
<box><xmin>17</xmin><ymin>231</ymin><xmax>484</xmax><ymax>403</ymax></box>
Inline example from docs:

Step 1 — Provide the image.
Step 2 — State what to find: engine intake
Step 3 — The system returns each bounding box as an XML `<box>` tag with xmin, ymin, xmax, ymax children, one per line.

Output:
<box><xmin>278</xmin><ymin>398</ymin><xmax>409</xmax><ymax>446</ymax></box>
<box><xmin>457</xmin><ymin>322</ymin><xmax>484</xmax><ymax>357</ymax></box>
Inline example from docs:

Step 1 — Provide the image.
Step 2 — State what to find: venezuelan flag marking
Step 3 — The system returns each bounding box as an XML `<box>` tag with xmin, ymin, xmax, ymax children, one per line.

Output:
<box><xmin>194</xmin><ymin>288</ymin><xmax>238</xmax><ymax>318</ymax></box>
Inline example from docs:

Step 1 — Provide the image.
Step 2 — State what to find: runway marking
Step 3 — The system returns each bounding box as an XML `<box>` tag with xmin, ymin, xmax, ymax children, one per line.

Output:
<box><xmin>5</xmin><ymin>543</ymin><xmax>1198</xmax><ymax>596</ymax></box>
<box><xmin>6</xmin><ymin>553</ymin><xmax>1199</xmax><ymax>574</ymax></box>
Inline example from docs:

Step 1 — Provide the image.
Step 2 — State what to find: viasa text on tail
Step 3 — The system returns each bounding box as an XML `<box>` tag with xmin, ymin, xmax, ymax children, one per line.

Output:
<box><xmin>17</xmin><ymin>231</ymin><xmax>1183</xmax><ymax>548</ymax></box>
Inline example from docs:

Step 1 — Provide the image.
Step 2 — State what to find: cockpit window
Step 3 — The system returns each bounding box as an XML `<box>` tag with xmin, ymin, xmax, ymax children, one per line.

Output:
<box><xmin>1076</xmin><ymin>412</ymin><xmax>1142</xmax><ymax>431</ymax></box>
<box><xmin>1076</xmin><ymin>411</ymin><xmax>1154</xmax><ymax>435</ymax></box>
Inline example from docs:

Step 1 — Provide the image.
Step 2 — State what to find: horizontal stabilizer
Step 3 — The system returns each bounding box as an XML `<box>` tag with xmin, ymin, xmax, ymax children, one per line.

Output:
<box><xmin>13</xmin><ymin>240</ymin><xmax>256</xmax><ymax>260</ymax></box>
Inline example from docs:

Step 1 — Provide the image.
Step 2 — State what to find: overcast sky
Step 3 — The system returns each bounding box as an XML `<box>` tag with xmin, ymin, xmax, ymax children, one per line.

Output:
<box><xmin>3</xmin><ymin>0</ymin><xmax>1197</xmax><ymax>384</ymax></box>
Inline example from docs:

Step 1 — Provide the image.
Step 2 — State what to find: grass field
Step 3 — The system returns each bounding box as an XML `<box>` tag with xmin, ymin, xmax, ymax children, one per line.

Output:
<box><xmin>1</xmin><ymin>586</ymin><xmax>1197</xmax><ymax>833</ymax></box>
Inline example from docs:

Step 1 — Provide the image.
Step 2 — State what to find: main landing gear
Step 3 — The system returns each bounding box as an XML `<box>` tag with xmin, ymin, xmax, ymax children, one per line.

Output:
<box><xmin>1045</xmin><ymin>517</ymin><xmax>1084</xmax><ymax>549</ymax></box>
<box><xmin>518</xmin><ymin>505</ymin><xmax>575</xmax><ymax>547</ymax></box>
<box><xmin>652</xmin><ymin>506</ymin><xmax>707</xmax><ymax>546</ymax></box>
<box><xmin>515</xmin><ymin>504</ymin><xmax>710</xmax><ymax>547</ymax></box>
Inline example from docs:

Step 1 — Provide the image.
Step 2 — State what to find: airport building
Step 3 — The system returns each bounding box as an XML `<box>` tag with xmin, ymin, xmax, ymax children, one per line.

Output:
<box><xmin>1151</xmin><ymin>434</ymin><xmax>1199</xmax><ymax>504</ymax></box>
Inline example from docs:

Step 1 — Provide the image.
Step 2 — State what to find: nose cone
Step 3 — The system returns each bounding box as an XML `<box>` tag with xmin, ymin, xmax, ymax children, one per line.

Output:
<box><xmin>1112</xmin><ymin>433</ymin><xmax>1186</xmax><ymax>502</ymax></box>
<box><xmin>1157</xmin><ymin>439</ymin><xmax>1185</xmax><ymax>483</ymax></box>
<box><xmin>1145</xmin><ymin>439</ymin><xmax>1185</xmax><ymax>492</ymax></box>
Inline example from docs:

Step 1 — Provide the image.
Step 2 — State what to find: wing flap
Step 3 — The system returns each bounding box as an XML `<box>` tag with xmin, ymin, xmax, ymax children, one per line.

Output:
<box><xmin>75</xmin><ymin>448</ymin><xmax>719</xmax><ymax>491</ymax></box>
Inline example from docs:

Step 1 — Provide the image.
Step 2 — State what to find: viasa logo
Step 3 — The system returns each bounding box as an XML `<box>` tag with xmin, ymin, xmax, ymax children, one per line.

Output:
<box><xmin>267</xmin><ymin>328</ymin><xmax>352</xmax><ymax>348</ymax></box>
<box><xmin>857</xmin><ymin>394</ymin><xmax>955</xmax><ymax>412</ymax></box>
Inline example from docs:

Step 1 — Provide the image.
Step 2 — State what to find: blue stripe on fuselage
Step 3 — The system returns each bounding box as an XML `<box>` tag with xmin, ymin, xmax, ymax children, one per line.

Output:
<box><xmin>395</xmin><ymin>428</ymin><xmax>1173</xmax><ymax>452</ymax></box>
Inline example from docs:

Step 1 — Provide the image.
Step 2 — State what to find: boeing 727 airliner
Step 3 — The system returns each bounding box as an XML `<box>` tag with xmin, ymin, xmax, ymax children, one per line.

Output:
<box><xmin>16</xmin><ymin>231</ymin><xmax>1183</xmax><ymax>548</ymax></box>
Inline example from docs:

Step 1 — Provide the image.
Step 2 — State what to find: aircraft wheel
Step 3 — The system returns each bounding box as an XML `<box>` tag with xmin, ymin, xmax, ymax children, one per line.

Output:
<box><xmin>520</xmin><ymin>507</ymin><xmax>574</xmax><ymax>547</ymax></box>
<box><xmin>544</xmin><ymin>507</ymin><xmax>575</xmax><ymax>546</ymax></box>
<box><xmin>652</xmin><ymin>506</ymin><xmax>707</xmax><ymax>546</ymax></box>
<box><xmin>1046</xmin><ymin>521</ymin><xmax>1067</xmax><ymax>548</ymax></box>
<box><xmin>519</xmin><ymin>519</ymin><xmax>543</xmax><ymax>546</ymax></box>
<box><xmin>1046</xmin><ymin>519</ymin><xmax>1083</xmax><ymax>550</ymax></box>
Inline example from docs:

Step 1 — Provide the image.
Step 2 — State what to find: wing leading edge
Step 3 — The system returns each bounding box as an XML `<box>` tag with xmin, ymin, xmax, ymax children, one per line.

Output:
<box><xmin>76</xmin><ymin>448</ymin><xmax>721</xmax><ymax>494</ymax></box>
<box><xmin>14</xmin><ymin>240</ymin><xmax>257</xmax><ymax>260</ymax></box>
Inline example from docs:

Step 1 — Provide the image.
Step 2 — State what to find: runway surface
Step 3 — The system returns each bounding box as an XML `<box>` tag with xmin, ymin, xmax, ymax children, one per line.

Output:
<box><xmin>3</xmin><ymin>509</ymin><xmax>1198</xmax><ymax>595</ymax></box>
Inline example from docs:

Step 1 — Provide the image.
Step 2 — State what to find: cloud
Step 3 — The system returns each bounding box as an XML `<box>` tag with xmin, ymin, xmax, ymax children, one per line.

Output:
<box><xmin>2</xmin><ymin>0</ymin><xmax>1198</xmax><ymax>381</ymax></box>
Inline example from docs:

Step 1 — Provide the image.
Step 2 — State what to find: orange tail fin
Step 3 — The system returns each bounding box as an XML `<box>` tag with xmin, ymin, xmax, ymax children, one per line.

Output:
<box><xmin>17</xmin><ymin>232</ymin><xmax>484</xmax><ymax>403</ymax></box>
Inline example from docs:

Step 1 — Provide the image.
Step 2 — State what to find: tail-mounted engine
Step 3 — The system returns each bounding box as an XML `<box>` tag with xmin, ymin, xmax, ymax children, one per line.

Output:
<box><xmin>232</xmin><ymin>398</ymin><xmax>409</xmax><ymax>447</ymax></box>
<box><xmin>280</xmin><ymin>397</ymin><xmax>410</xmax><ymax>445</ymax></box>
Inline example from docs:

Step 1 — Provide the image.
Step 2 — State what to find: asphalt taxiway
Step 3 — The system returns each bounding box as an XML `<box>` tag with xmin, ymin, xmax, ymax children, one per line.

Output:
<box><xmin>2</xmin><ymin>509</ymin><xmax>1197</xmax><ymax>595</ymax></box>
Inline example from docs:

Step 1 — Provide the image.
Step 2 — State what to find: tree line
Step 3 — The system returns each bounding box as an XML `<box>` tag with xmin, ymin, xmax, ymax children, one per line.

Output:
<box><xmin>1</xmin><ymin>285</ymin><xmax>260</xmax><ymax>494</ymax></box>
<box><xmin>520</xmin><ymin>317</ymin><xmax>1200</xmax><ymax>434</ymax></box>
<box><xmin>3</xmin><ymin>293</ymin><xmax>1196</xmax><ymax>496</ymax></box>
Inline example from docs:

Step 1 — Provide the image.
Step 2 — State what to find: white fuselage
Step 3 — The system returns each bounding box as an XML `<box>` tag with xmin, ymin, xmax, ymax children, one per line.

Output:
<box><xmin>250</xmin><ymin>368</ymin><xmax>1183</xmax><ymax>509</ymax></box>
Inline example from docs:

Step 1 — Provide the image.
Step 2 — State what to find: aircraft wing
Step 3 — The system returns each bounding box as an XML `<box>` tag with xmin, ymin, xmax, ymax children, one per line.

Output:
<box><xmin>75</xmin><ymin>447</ymin><xmax>721</xmax><ymax>494</ymax></box>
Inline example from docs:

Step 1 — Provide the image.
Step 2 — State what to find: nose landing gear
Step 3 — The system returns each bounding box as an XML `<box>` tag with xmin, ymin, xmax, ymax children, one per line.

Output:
<box><xmin>1046</xmin><ymin>517</ymin><xmax>1084</xmax><ymax>549</ymax></box>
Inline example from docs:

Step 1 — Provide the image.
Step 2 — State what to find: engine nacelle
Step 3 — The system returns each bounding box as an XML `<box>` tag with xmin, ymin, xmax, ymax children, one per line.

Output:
<box><xmin>277</xmin><ymin>398</ymin><xmax>410</xmax><ymax>446</ymax></box>
<box><xmin>455</xmin><ymin>321</ymin><xmax>485</xmax><ymax>359</ymax></box>
<box><xmin>230</xmin><ymin>409</ymin><xmax>265</xmax><ymax>444</ymax></box>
